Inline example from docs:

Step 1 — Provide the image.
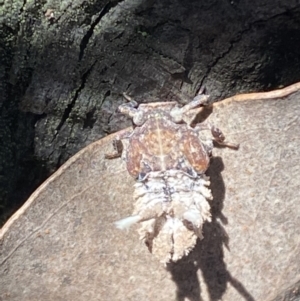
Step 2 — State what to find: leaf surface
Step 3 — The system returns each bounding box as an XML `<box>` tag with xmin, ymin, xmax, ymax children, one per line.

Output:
<box><xmin>1</xmin><ymin>84</ymin><xmax>300</xmax><ymax>301</ymax></box>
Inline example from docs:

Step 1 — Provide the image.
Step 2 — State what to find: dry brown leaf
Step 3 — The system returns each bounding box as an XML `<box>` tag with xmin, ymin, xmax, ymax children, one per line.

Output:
<box><xmin>1</xmin><ymin>83</ymin><xmax>300</xmax><ymax>301</ymax></box>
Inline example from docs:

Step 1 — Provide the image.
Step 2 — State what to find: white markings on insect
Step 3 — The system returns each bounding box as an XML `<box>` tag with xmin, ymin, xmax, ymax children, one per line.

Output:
<box><xmin>106</xmin><ymin>92</ymin><xmax>238</xmax><ymax>263</ymax></box>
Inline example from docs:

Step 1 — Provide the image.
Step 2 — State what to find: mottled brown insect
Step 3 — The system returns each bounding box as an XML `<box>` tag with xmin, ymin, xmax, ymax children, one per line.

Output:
<box><xmin>106</xmin><ymin>92</ymin><xmax>238</xmax><ymax>263</ymax></box>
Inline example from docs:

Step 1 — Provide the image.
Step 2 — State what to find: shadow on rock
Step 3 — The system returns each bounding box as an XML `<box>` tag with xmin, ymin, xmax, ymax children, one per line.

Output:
<box><xmin>166</xmin><ymin>157</ymin><xmax>255</xmax><ymax>301</ymax></box>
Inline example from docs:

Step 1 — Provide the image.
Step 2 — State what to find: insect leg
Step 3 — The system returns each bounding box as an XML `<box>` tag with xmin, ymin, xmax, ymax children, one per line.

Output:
<box><xmin>122</xmin><ymin>92</ymin><xmax>139</xmax><ymax>107</ymax></box>
<box><xmin>105</xmin><ymin>139</ymin><xmax>124</xmax><ymax>159</ymax></box>
<box><xmin>195</xmin><ymin>122</ymin><xmax>239</xmax><ymax>149</ymax></box>
<box><xmin>171</xmin><ymin>94</ymin><xmax>210</xmax><ymax>124</ymax></box>
<box><xmin>118</xmin><ymin>93</ymin><xmax>139</xmax><ymax>119</ymax></box>
<box><xmin>210</xmin><ymin>125</ymin><xmax>239</xmax><ymax>149</ymax></box>
<box><xmin>105</xmin><ymin>127</ymin><xmax>133</xmax><ymax>159</ymax></box>
<box><xmin>181</xmin><ymin>93</ymin><xmax>210</xmax><ymax>113</ymax></box>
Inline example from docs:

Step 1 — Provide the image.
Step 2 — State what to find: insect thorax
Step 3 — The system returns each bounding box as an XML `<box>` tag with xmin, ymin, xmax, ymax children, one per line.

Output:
<box><xmin>125</xmin><ymin>116</ymin><xmax>212</xmax><ymax>179</ymax></box>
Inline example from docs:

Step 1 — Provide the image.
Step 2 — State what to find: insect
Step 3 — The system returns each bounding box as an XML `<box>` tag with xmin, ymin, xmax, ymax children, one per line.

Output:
<box><xmin>106</xmin><ymin>92</ymin><xmax>238</xmax><ymax>263</ymax></box>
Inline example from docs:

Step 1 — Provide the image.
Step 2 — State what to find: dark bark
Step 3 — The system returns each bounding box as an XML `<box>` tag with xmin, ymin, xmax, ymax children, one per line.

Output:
<box><xmin>1</xmin><ymin>0</ymin><xmax>300</xmax><ymax>238</ymax></box>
